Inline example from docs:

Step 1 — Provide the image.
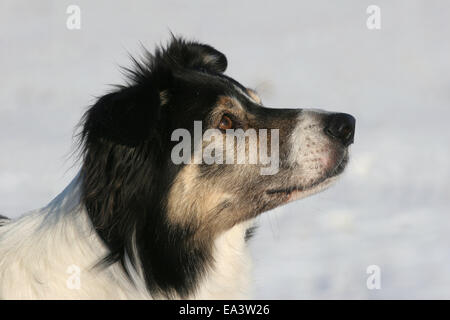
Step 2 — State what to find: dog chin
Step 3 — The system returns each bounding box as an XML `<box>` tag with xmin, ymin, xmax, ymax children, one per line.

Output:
<box><xmin>264</xmin><ymin>175</ymin><xmax>339</xmax><ymax>207</ymax></box>
<box><xmin>287</xmin><ymin>152</ymin><xmax>350</xmax><ymax>202</ymax></box>
<box><xmin>266</xmin><ymin>152</ymin><xmax>349</xmax><ymax>204</ymax></box>
<box><xmin>286</xmin><ymin>175</ymin><xmax>339</xmax><ymax>203</ymax></box>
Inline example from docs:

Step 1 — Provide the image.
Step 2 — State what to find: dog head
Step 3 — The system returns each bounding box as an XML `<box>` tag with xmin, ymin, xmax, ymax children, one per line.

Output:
<box><xmin>79</xmin><ymin>37</ymin><xmax>355</xmax><ymax>297</ymax></box>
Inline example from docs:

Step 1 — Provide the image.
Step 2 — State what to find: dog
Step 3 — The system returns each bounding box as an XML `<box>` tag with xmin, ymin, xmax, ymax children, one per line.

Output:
<box><xmin>0</xmin><ymin>37</ymin><xmax>355</xmax><ymax>299</ymax></box>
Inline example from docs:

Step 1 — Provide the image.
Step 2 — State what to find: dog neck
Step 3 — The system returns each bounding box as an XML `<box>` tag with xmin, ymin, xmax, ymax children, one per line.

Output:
<box><xmin>61</xmin><ymin>173</ymin><xmax>253</xmax><ymax>298</ymax></box>
<box><xmin>0</xmin><ymin>174</ymin><xmax>253</xmax><ymax>299</ymax></box>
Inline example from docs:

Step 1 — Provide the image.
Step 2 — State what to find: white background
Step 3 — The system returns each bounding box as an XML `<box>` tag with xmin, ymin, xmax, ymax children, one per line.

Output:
<box><xmin>1</xmin><ymin>0</ymin><xmax>449</xmax><ymax>299</ymax></box>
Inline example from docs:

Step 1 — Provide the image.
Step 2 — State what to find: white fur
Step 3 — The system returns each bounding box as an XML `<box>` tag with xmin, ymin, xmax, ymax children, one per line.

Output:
<box><xmin>0</xmin><ymin>174</ymin><xmax>252</xmax><ymax>300</ymax></box>
<box><xmin>194</xmin><ymin>220</ymin><xmax>253</xmax><ymax>299</ymax></box>
<box><xmin>288</xmin><ymin>109</ymin><xmax>334</xmax><ymax>181</ymax></box>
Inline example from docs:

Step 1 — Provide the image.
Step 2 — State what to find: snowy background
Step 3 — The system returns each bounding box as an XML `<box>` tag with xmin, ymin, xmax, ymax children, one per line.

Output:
<box><xmin>1</xmin><ymin>0</ymin><xmax>449</xmax><ymax>299</ymax></box>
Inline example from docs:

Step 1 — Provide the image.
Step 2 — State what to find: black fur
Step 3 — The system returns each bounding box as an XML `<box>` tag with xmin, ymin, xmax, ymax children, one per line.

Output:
<box><xmin>79</xmin><ymin>37</ymin><xmax>232</xmax><ymax>298</ymax></box>
<box><xmin>244</xmin><ymin>226</ymin><xmax>258</xmax><ymax>242</ymax></box>
<box><xmin>0</xmin><ymin>214</ymin><xmax>9</xmax><ymax>227</ymax></box>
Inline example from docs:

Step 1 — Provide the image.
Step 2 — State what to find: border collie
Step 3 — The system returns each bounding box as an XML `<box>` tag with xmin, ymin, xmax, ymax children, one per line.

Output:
<box><xmin>0</xmin><ymin>37</ymin><xmax>355</xmax><ymax>299</ymax></box>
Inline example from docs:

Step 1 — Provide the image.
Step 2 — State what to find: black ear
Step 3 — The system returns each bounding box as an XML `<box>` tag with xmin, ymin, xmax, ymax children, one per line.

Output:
<box><xmin>164</xmin><ymin>38</ymin><xmax>228</xmax><ymax>73</ymax></box>
<box><xmin>81</xmin><ymin>37</ymin><xmax>226</xmax><ymax>147</ymax></box>
<box><xmin>82</xmin><ymin>85</ymin><xmax>161</xmax><ymax>147</ymax></box>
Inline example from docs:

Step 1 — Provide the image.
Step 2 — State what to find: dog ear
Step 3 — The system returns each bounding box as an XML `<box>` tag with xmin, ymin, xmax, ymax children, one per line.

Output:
<box><xmin>81</xmin><ymin>38</ymin><xmax>227</xmax><ymax>147</ymax></box>
<box><xmin>164</xmin><ymin>38</ymin><xmax>228</xmax><ymax>73</ymax></box>
<box><xmin>82</xmin><ymin>85</ymin><xmax>161</xmax><ymax>147</ymax></box>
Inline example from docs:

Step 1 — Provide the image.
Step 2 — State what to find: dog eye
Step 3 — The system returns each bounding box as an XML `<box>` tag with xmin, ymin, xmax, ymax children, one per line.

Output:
<box><xmin>219</xmin><ymin>114</ymin><xmax>233</xmax><ymax>130</ymax></box>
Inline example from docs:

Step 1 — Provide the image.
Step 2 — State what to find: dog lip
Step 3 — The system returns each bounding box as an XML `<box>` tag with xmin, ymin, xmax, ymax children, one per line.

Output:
<box><xmin>332</xmin><ymin>152</ymin><xmax>348</xmax><ymax>175</ymax></box>
<box><xmin>266</xmin><ymin>186</ymin><xmax>301</xmax><ymax>196</ymax></box>
<box><xmin>266</xmin><ymin>153</ymin><xmax>349</xmax><ymax>196</ymax></box>
<box><xmin>266</xmin><ymin>179</ymin><xmax>323</xmax><ymax>196</ymax></box>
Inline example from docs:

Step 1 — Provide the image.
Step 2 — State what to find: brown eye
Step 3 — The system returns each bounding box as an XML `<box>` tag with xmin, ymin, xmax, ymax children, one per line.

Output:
<box><xmin>219</xmin><ymin>114</ymin><xmax>233</xmax><ymax>130</ymax></box>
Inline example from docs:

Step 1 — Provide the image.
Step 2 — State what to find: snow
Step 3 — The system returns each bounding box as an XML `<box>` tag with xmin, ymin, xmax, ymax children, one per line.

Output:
<box><xmin>1</xmin><ymin>0</ymin><xmax>449</xmax><ymax>299</ymax></box>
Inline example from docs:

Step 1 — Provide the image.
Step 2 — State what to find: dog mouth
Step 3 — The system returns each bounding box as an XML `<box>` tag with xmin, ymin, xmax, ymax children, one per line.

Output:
<box><xmin>266</xmin><ymin>153</ymin><xmax>348</xmax><ymax>198</ymax></box>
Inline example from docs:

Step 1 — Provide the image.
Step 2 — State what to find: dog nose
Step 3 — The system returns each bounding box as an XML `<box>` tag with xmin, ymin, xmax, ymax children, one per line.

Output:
<box><xmin>324</xmin><ymin>113</ymin><xmax>355</xmax><ymax>147</ymax></box>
